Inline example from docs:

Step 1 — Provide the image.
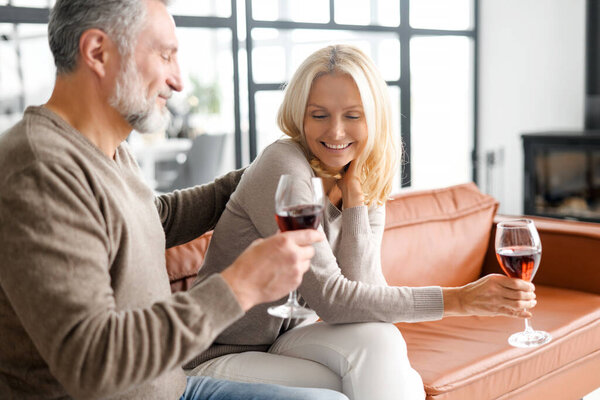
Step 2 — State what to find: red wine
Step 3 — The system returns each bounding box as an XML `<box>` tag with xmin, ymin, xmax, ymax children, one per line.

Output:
<box><xmin>496</xmin><ymin>246</ymin><xmax>541</xmax><ymax>281</ymax></box>
<box><xmin>276</xmin><ymin>204</ymin><xmax>323</xmax><ymax>231</ymax></box>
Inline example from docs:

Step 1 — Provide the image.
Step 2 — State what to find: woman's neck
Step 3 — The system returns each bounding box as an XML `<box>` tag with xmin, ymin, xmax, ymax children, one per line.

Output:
<box><xmin>322</xmin><ymin>177</ymin><xmax>343</xmax><ymax>209</ymax></box>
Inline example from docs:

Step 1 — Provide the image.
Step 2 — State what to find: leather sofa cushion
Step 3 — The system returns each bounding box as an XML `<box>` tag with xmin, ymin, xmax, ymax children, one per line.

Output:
<box><xmin>398</xmin><ymin>285</ymin><xmax>600</xmax><ymax>399</ymax></box>
<box><xmin>382</xmin><ymin>182</ymin><xmax>499</xmax><ymax>287</ymax></box>
<box><xmin>167</xmin><ymin>231</ymin><xmax>212</xmax><ymax>292</ymax></box>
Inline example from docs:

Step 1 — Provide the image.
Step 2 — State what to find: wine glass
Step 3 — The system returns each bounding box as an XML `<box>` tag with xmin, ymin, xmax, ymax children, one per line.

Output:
<box><xmin>495</xmin><ymin>219</ymin><xmax>552</xmax><ymax>348</ymax></box>
<box><xmin>267</xmin><ymin>174</ymin><xmax>325</xmax><ymax>319</ymax></box>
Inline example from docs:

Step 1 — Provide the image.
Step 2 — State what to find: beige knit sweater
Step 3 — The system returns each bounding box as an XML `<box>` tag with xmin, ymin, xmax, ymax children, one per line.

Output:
<box><xmin>0</xmin><ymin>107</ymin><xmax>244</xmax><ymax>399</ymax></box>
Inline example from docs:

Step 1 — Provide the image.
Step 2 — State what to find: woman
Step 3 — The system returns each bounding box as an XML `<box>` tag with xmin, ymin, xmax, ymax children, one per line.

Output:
<box><xmin>186</xmin><ymin>45</ymin><xmax>536</xmax><ymax>400</ymax></box>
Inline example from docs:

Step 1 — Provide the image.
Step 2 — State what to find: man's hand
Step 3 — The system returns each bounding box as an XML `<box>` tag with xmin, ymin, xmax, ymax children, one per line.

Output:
<box><xmin>442</xmin><ymin>274</ymin><xmax>537</xmax><ymax>318</ymax></box>
<box><xmin>221</xmin><ymin>229</ymin><xmax>325</xmax><ymax>311</ymax></box>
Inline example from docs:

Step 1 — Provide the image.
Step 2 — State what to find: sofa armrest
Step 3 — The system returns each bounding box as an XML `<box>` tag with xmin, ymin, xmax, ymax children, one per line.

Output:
<box><xmin>481</xmin><ymin>215</ymin><xmax>600</xmax><ymax>295</ymax></box>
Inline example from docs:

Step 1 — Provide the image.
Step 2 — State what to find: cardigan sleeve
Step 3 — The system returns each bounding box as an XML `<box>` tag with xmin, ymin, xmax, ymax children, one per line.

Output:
<box><xmin>236</xmin><ymin>140</ymin><xmax>444</xmax><ymax>324</ymax></box>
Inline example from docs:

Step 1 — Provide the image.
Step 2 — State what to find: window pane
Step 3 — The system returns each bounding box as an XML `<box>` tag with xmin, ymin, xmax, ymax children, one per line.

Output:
<box><xmin>334</xmin><ymin>0</ymin><xmax>400</xmax><ymax>27</ymax></box>
<box><xmin>251</xmin><ymin>0</ymin><xmax>279</xmax><ymax>21</ymax></box>
<box><xmin>169</xmin><ymin>0</ymin><xmax>231</xmax><ymax>18</ymax></box>
<box><xmin>410</xmin><ymin>36</ymin><xmax>473</xmax><ymax>189</ymax></box>
<box><xmin>0</xmin><ymin>23</ymin><xmax>54</xmax><ymax>135</ymax></box>
<box><xmin>410</xmin><ymin>0</ymin><xmax>473</xmax><ymax>30</ymax></box>
<box><xmin>251</xmin><ymin>0</ymin><xmax>329</xmax><ymax>23</ymax></box>
<box><xmin>5</xmin><ymin>1</ymin><xmax>54</xmax><ymax>6</ymax></box>
<box><xmin>251</xmin><ymin>29</ymin><xmax>400</xmax><ymax>84</ymax></box>
<box><xmin>171</xmin><ymin>28</ymin><xmax>234</xmax><ymax>137</ymax></box>
<box><xmin>252</xmin><ymin>43</ymin><xmax>286</xmax><ymax>83</ymax></box>
<box><xmin>255</xmin><ymin>90</ymin><xmax>285</xmax><ymax>153</ymax></box>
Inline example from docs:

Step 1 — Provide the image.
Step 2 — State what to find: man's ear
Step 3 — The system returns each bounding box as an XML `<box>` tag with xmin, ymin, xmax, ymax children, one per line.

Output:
<box><xmin>78</xmin><ymin>29</ymin><xmax>114</xmax><ymax>78</ymax></box>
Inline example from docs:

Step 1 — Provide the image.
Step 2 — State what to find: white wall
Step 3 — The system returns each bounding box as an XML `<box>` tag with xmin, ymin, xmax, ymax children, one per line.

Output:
<box><xmin>478</xmin><ymin>0</ymin><xmax>586</xmax><ymax>214</ymax></box>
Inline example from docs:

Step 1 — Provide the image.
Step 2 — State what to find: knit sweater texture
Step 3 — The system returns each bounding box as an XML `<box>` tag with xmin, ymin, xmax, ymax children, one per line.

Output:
<box><xmin>0</xmin><ymin>106</ymin><xmax>245</xmax><ymax>399</ymax></box>
<box><xmin>187</xmin><ymin>139</ymin><xmax>444</xmax><ymax>368</ymax></box>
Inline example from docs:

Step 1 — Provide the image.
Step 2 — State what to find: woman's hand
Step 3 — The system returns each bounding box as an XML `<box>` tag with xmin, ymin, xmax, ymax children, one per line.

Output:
<box><xmin>337</xmin><ymin>160</ymin><xmax>364</xmax><ymax>208</ymax></box>
<box><xmin>442</xmin><ymin>274</ymin><xmax>537</xmax><ymax>318</ymax></box>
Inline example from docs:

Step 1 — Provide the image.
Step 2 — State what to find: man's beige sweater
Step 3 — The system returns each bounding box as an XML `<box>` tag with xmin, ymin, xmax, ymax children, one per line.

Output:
<box><xmin>0</xmin><ymin>107</ymin><xmax>245</xmax><ymax>399</ymax></box>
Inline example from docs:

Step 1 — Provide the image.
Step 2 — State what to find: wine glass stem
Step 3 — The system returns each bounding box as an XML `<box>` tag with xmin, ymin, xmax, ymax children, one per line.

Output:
<box><xmin>286</xmin><ymin>290</ymin><xmax>298</xmax><ymax>305</ymax></box>
<box><xmin>523</xmin><ymin>310</ymin><xmax>533</xmax><ymax>333</ymax></box>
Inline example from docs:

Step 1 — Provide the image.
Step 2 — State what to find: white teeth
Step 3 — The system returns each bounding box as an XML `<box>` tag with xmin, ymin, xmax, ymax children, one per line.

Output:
<box><xmin>323</xmin><ymin>142</ymin><xmax>350</xmax><ymax>150</ymax></box>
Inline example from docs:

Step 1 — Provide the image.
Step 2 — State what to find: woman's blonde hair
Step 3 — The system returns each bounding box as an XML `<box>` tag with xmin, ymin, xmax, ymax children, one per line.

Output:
<box><xmin>277</xmin><ymin>44</ymin><xmax>398</xmax><ymax>206</ymax></box>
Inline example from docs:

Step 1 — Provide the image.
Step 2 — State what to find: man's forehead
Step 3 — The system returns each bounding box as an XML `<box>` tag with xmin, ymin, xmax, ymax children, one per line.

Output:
<box><xmin>137</xmin><ymin>1</ymin><xmax>178</xmax><ymax>49</ymax></box>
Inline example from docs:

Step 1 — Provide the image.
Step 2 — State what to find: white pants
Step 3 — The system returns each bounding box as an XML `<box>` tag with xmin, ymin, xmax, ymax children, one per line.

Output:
<box><xmin>188</xmin><ymin>322</ymin><xmax>425</xmax><ymax>400</ymax></box>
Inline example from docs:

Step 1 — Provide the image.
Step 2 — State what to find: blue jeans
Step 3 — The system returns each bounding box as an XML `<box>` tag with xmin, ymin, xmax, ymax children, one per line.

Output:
<box><xmin>181</xmin><ymin>376</ymin><xmax>348</xmax><ymax>400</ymax></box>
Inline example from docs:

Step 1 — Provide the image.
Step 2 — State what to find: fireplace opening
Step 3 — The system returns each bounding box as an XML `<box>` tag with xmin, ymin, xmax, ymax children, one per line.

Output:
<box><xmin>523</xmin><ymin>132</ymin><xmax>600</xmax><ymax>222</ymax></box>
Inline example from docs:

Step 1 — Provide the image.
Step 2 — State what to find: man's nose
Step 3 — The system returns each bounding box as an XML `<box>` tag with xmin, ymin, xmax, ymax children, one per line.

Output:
<box><xmin>167</xmin><ymin>61</ymin><xmax>183</xmax><ymax>92</ymax></box>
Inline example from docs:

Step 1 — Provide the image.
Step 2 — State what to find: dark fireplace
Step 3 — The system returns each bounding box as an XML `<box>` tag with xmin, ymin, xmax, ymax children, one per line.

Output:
<box><xmin>522</xmin><ymin>132</ymin><xmax>600</xmax><ymax>222</ymax></box>
<box><xmin>521</xmin><ymin>0</ymin><xmax>600</xmax><ymax>223</ymax></box>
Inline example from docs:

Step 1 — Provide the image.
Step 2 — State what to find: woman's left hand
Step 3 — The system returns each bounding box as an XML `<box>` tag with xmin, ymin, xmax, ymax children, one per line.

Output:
<box><xmin>337</xmin><ymin>160</ymin><xmax>364</xmax><ymax>208</ymax></box>
<box><xmin>442</xmin><ymin>274</ymin><xmax>537</xmax><ymax>318</ymax></box>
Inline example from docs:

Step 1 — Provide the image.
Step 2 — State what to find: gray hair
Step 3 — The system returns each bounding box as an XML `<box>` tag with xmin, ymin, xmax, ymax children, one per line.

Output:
<box><xmin>48</xmin><ymin>0</ymin><xmax>168</xmax><ymax>75</ymax></box>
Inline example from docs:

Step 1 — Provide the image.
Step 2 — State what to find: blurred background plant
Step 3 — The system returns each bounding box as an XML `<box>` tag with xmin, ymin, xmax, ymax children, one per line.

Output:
<box><xmin>167</xmin><ymin>75</ymin><xmax>221</xmax><ymax>138</ymax></box>
<box><xmin>187</xmin><ymin>75</ymin><xmax>221</xmax><ymax>115</ymax></box>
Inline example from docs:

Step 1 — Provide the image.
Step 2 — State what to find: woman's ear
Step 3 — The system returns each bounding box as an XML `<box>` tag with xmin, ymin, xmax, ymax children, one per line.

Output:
<box><xmin>78</xmin><ymin>28</ymin><xmax>114</xmax><ymax>79</ymax></box>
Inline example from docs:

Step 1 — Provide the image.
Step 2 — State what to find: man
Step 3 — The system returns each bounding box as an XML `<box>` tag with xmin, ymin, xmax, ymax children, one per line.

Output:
<box><xmin>0</xmin><ymin>1</ymin><xmax>346</xmax><ymax>399</ymax></box>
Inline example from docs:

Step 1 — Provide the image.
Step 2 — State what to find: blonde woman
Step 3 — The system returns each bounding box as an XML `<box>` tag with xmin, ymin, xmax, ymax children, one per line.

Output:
<box><xmin>186</xmin><ymin>45</ymin><xmax>536</xmax><ymax>400</ymax></box>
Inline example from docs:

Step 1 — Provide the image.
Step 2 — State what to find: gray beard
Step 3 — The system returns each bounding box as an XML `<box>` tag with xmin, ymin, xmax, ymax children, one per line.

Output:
<box><xmin>109</xmin><ymin>58</ymin><xmax>170</xmax><ymax>134</ymax></box>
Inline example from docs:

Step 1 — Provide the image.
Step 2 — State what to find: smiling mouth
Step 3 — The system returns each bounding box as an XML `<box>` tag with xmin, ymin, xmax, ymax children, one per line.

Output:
<box><xmin>322</xmin><ymin>142</ymin><xmax>352</xmax><ymax>150</ymax></box>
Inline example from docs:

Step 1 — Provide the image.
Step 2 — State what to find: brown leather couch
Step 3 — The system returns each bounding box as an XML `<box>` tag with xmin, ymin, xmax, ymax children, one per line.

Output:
<box><xmin>166</xmin><ymin>182</ymin><xmax>600</xmax><ymax>399</ymax></box>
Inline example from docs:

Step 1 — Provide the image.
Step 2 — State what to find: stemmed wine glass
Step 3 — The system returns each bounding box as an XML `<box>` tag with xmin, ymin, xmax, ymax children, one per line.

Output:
<box><xmin>267</xmin><ymin>174</ymin><xmax>325</xmax><ymax>319</ymax></box>
<box><xmin>495</xmin><ymin>219</ymin><xmax>552</xmax><ymax>348</ymax></box>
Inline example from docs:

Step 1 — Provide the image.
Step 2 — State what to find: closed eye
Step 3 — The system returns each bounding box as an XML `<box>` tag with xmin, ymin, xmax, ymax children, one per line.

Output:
<box><xmin>312</xmin><ymin>114</ymin><xmax>327</xmax><ymax>119</ymax></box>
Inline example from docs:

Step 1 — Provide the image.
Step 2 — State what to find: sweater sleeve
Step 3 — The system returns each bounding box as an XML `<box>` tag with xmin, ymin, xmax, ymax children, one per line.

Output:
<box><xmin>0</xmin><ymin>162</ymin><xmax>244</xmax><ymax>399</ymax></box>
<box><xmin>155</xmin><ymin>168</ymin><xmax>244</xmax><ymax>248</ymax></box>
<box><xmin>238</xmin><ymin>140</ymin><xmax>444</xmax><ymax>324</ymax></box>
<box><xmin>333</xmin><ymin>205</ymin><xmax>388</xmax><ymax>285</ymax></box>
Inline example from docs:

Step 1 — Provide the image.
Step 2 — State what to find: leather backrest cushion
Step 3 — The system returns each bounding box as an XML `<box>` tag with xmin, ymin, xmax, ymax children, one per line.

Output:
<box><xmin>166</xmin><ymin>231</ymin><xmax>212</xmax><ymax>293</ymax></box>
<box><xmin>382</xmin><ymin>182</ymin><xmax>499</xmax><ymax>287</ymax></box>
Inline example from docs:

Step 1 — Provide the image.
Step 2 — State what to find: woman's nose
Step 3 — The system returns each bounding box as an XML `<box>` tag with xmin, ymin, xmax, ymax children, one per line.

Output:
<box><xmin>329</xmin><ymin>117</ymin><xmax>345</xmax><ymax>139</ymax></box>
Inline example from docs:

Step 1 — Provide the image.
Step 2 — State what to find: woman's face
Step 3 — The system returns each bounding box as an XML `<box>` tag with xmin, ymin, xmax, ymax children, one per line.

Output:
<box><xmin>303</xmin><ymin>72</ymin><xmax>368</xmax><ymax>174</ymax></box>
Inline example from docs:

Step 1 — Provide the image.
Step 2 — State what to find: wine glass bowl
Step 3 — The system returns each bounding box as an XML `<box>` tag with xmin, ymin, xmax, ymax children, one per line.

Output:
<box><xmin>495</xmin><ymin>219</ymin><xmax>552</xmax><ymax>348</ymax></box>
<box><xmin>267</xmin><ymin>175</ymin><xmax>324</xmax><ymax>319</ymax></box>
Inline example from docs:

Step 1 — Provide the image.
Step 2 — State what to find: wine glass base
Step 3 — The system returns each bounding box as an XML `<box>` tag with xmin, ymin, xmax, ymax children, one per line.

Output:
<box><xmin>267</xmin><ymin>303</ymin><xmax>316</xmax><ymax>319</ymax></box>
<box><xmin>508</xmin><ymin>330</ymin><xmax>552</xmax><ymax>348</ymax></box>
